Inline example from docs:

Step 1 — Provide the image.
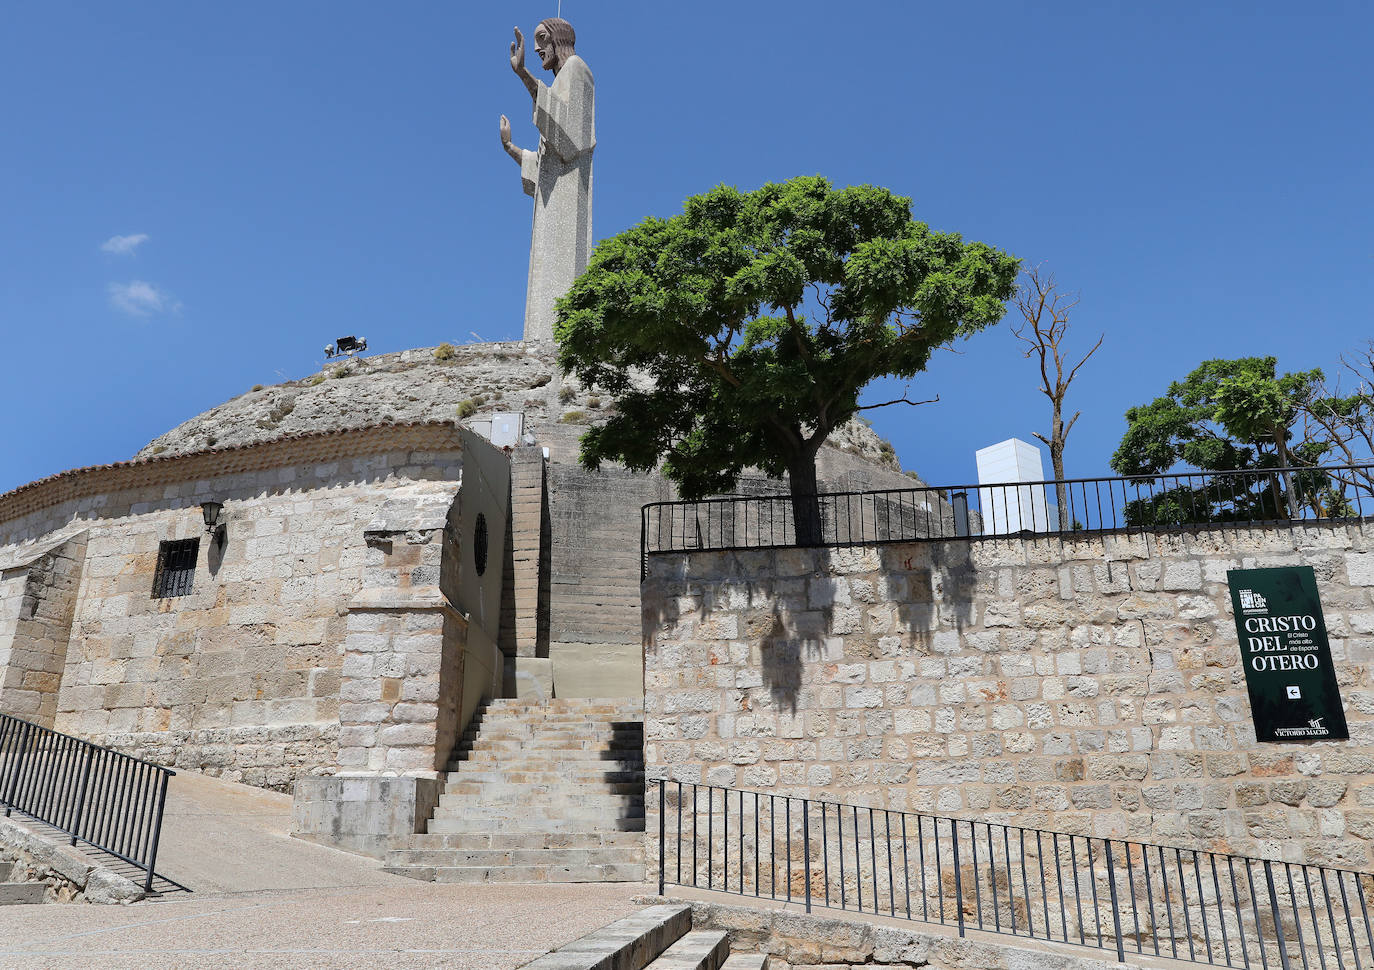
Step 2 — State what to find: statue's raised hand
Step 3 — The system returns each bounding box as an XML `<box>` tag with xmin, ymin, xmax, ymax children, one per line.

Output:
<box><xmin>499</xmin><ymin>114</ymin><xmax>512</xmax><ymax>147</ymax></box>
<box><xmin>510</xmin><ymin>27</ymin><xmax>526</xmax><ymax>74</ymax></box>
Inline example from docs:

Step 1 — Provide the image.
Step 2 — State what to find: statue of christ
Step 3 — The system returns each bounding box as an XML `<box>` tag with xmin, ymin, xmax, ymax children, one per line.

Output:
<box><xmin>499</xmin><ymin>18</ymin><xmax>595</xmax><ymax>344</ymax></box>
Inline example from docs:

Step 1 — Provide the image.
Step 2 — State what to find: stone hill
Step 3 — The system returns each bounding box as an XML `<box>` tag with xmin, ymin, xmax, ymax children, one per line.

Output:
<box><xmin>136</xmin><ymin>341</ymin><xmax>908</xmax><ymax>477</ymax></box>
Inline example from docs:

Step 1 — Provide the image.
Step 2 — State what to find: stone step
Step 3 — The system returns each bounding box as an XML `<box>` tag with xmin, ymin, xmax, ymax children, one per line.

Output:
<box><xmin>442</xmin><ymin>781</ymin><xmax>643</xmax><ymax>797</ymax></box>
<box><xmin>462</xmin><ymin>739</ymin><xmax>643</xmax><ymax>751</ymax></box>
<box><xmin>385</xmin><ymin>845</ymin><xmax>643</xmax><ymax>868</ymax></box>
<box><xmin>643</xmin><ymin>930</ymin><xmax>730</xmax><ymax>970</ymax></box>
<box><xmin>720</xmin><ymin>955</ymin><xmax>768</xmax><ymax>970</ymax></box>
<box><xmin>438</xmin><ymin>792</ymin><xmax>644</xmax><ymax>810</ymax></box>
<box><xmin>450</xmin><ymin>747</ymin><xmax>643</xmax><ymax>762</ymax></box>
<box><xmin>430</xmin><ymin>805</ymin><xmax>646</xmax><ymax>823</ymax></box>
<box><xmin>382</xmin><ymin>862</ymin><xmax>646</xmax><ymax>884</ymax></box>
<box><xmin>426</xmin><ymin>815</ymin><xmax>645</xmax><ymax>833</ymax></box>
<box><xmin>404</xmin><ymin>830</ymin><xmax>643</xmax><ymax>850</ymax></box>
<box><xmin>444</xmin><ymin>769</ymin><xmax>644</xmax><ymax>784</ymax></box>
<box><xmin>520</xmin><ymin>904</ymin><xmax>691</xmax><ymax>970</ymax></box>
<box><xmin>0</xmin><ymin>882</ymin><xmax>46</xmax><ymax>906</ymax></box>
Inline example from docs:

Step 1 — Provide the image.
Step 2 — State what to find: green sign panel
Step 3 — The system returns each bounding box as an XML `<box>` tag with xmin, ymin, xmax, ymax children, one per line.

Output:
<box><xmin>1227</xmin><ymin>566</ymin><xmax>1348</xmax><ymax>742</ymax></box>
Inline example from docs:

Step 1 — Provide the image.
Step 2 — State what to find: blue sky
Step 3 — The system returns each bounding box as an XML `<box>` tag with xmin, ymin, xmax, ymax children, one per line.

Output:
<box><xmin>1</xmin><ymin>1</ymin><xmax>1369</xmax><ymax>496</ymax></box>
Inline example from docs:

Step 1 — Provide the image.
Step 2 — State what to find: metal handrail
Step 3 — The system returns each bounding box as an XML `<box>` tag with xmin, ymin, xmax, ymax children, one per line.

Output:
<box><xmin>640</xmin><ymin>463</ymin><xmax>1374</xmax><ymax>577</ymax></box>
<box><xmin>0</xmin><ymin>713</ymin><xmax>173</xmax><ymax>891</ymax></box>
<box><xmin>652</xmin><ymin>779</ymin><xmax>1372</xmax><ymax>969</ymax></box>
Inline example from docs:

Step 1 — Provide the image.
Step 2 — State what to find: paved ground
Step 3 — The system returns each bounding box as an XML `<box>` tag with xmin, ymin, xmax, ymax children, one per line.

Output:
<box><xmin>0</xmin><ymin>771</ymin><xmax>646</xmax><ymax>968</ymax></box>
<box><xmin>0</xmin><ymin>883</ymin><xmax>647</xmax><ymax>969</ymax></box>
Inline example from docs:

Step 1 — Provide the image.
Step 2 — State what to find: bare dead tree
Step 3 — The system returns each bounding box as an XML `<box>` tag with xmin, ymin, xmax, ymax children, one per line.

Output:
<box><xmin>1013</xmin><ymin>264</ymin><xmax>1104</xmax><ymax>529</ymax></box>
<box><xmin>1298</xmin><ymin>340</ymin><xmax>1374</xmax><ymax>502</ymax></box>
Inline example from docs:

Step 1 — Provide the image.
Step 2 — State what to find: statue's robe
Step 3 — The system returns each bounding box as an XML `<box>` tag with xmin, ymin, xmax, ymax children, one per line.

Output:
<box><xmin>519</xmin><ymin>54</ymin><xmax>595</xmax><ymax>343</ymax></box>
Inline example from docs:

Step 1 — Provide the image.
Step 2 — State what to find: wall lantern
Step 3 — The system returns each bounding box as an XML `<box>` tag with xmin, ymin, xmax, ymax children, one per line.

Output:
<box><xmin>200</xmin><ymin>501</ymin><xmax>226</xmax><ymax>547</ymax></box>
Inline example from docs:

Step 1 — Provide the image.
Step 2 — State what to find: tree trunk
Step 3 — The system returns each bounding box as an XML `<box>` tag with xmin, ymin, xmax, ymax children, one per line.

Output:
<box><xmin>787</xmin><ymin>452</ymin><xmax>824</xmax><ymax>547</ymax></box>
<box><xmin>1273</xmin><ymin>427</ymin><xmax>1299</xmax><ymax>519</ymax></box>
<box><xmin>1050</xmin><ymin>441</ymin><xmax>1069</xmax><ymax>530</ymax></box>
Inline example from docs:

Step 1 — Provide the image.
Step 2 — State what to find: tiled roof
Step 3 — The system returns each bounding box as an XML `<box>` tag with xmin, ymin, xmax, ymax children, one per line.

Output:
<box><xmin>0</xmin><ymin>421</ymin><xmax>465</xmax><ymax>525</ymax></box>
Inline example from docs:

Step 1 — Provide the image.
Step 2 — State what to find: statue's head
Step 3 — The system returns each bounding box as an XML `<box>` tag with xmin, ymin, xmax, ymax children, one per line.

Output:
<box><xmin>533</xmin><ymin>18</ymin><xmax>575</xmax><ymax>73</ymax></box>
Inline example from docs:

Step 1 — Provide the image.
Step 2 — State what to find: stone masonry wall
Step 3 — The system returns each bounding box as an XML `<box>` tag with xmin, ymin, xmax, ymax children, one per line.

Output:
<box><xmin>643</xmin><ymin>522</ymin><xmax>1374</xmax><ymax>869</ymax></box>
<box><xmin>0</xmin><ymin>535</ymin><xmax>86</xmax><ymax>726</ymax></box>
<box><xmin>0</xmin><ymin>449</ymin><xmax>464</xmax><ymax>791</ymax></box>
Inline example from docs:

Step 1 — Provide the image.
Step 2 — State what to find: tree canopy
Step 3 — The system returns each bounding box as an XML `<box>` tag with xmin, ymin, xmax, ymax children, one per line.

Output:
<box><xmin>554</xmin><ymin>176</ymin><xmax>1018</xmax><ymax>538</ymax></box>
<box><xmin>1110</xmin><ymin>356</ymin><xmax>1330</xmax><ymax>523</ymax></box>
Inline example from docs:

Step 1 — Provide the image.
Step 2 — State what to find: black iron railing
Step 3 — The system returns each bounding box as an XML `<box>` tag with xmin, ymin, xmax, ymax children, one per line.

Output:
<box><xmin>641</xmin><ymin>464</ymin><xmax>1374</xmax><ymax>575</ymax></box>
<box><xmin>652</xmin><ymin>780</ymin><xmax>1374</xmax><ymax>969</ymax></box>
<box><xmin>0</xmin><ymin>713</ymin><xmax>173</xmax><ymax>891</ymax></box>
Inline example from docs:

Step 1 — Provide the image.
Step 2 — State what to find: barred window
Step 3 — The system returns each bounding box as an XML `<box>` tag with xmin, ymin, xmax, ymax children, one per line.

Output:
<box><xmin>152</xmin><ymin>538</ymin><xmax>199</xmax><ymax>598</ymax></box>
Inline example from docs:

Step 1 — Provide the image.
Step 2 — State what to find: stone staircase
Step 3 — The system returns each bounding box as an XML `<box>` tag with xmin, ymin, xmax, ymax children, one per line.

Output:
<box><xmin>383</xmin><ymin>697</ymin><xmax>646</xmax><ymax>883</ymax></box>
<box><xmin>522</xmin><ymin>903</ymin><xmax>766</xmax><ymax>970</ymax></box>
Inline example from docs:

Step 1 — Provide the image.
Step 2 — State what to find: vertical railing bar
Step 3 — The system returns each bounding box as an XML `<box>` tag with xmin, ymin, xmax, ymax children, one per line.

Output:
<box><xmin>990</xmin><ymin>824</ymin><xmax>1002</xmax><ymax>934</ymax></box>
<box><xmin>1144</xmin><ymin>841</ymin><xmax>1161</xmax><ymax>957</ymax></box>
<box><xmin>1245</xmin><ymin>857</ymin><xmax>1271</xmax><ymax>970</ymax></box>
<box><xmin>839</xmin><ymin>801</ymin><xmax>847</xmax><ymax>910</ymax></box>
<box><xmin>802</xmin><ymin>799</ymin><xmax>812</xmax><ymax>915</ymax></box>
<box><xmin>885</xmin><ymin>810</ymin><xmax>895</xmax><ymax>918</ymax></box>
<box><xmin>952</xmin><ymin>819</ymin><xmax>965</xmax><ymax>938</ymax></box>
<box><xmin>1106</xmin><ymin>840</ymin><xmax>1126</xmax><ymax>963</ymax></box>
<box><xmin>869</xmin><ymin>807</ymin><xmax>877</xmax><ymax>915</ymax></box>
<box><xmin>692</xmin><ymin>783</ymin><xmax>698</xmax><ymax>888</ymax></box>
<box><xmin>1017</xmin><ymin>828</ymin><xmax>1030</xmax><ymax>939</ymax></box>
<box><xmin>721</xmin><ymin>784</ymin><xmax>727</xmax><ymax>894</ymax></box>
<box><xmin>657</xmin><ymin>780</ymin><xmax>665</xmax><ymax>895</ymax></box>
<box><xmin>1088</xmin><ymin>837</ymin><xmax>1103</xmax><ymax>948</ymax></box>
<box><xmin>1071</xmin><ymin>836</ymin><xmax>1086</xmax><ymax>945</ymax></box>
<box><xmin>68</xmin><ymin>744</ymin><xmax>95</xmax><ymax>848</ymax></box>
<box><xmin>677</xmin><ymin>782</ymin><xmax>683</xmax><ymax>887</ymax></box>
<box><xmin>768</xmin><ymin>793</ymin><xmax>774</xmax><ymax>899</ymax></box>
<box><xmin>933</xmin><ymin>814</ymin><xmax>943</xmax><ymax>925</ymax></box>
<box><xmin>1162</xmin><ymin>845</ymin><xmax>1178</xmax><ymax>961</ymax></box>
<box><xmin>141</xmin><ymin>770</ymin><xmax>170</xmax><ymax>892</ymax></box>
<box><xmin>1264</xmin><ymin>859</ymin><xmax>1293</xmax><ymax>970</ymax></box>
<box><xmin>1054</xmin><ymin>831</ymin><xmax>1068</xmax><ymax>943</ymax></box>
<box><xmin>1127</xmin><ymin>841</ymin><xmax>1142</xmax><ymax>953</ymax></box>
<box><xmin>117</xmin><ymin>758</ymin><xmax>142</xmax><ymax>859</ymax></box>
<box><xmin>1356</xmin><ymin>871</ymin><xmax>1374</xmax><ymax>969</ymax></box>
<box><xmin>1195</xmin><ymin>850</ymin><xmax>1215</xmax><ymax>962</ymax></box>
<box><xmin>1037</xmin><ymin>830</ymin><xmax>1050</xmax><ymax>942</ymax></box>
<box><xmin>1002</xmin><ymin>825</ymin><xmax>1018</xmax><ymax>936</ymax></box>
<box><xmin>753</xmin><ymin>791</ymin><xmax>759</xmax><ymax>896</ymax></box>
<box><xmin>785</xmin><ymin>796</ymin><xmax>792</xmax><ymax>904</ymax></box>
<box><xmin>1231</xmin><ymin>856</ymin><xmax>1252</xmax><ymax>970</ymax></box>
<box><xmin>1340</xmin><ymin>869</ymin><xmax>1364</xmax><ymax>970</ymax></box>
<box><xmin>854</xmin><ymin>805</ymin><xmax>864</xmax><ymax>913</ymax></box>
<box><xmin>972</xmin><ymin>819</ymin><xmax>984</xmax><ymax>930</ymax></box>
<box><xmin>1305</xmin><ymin>865</ymin><xmax>1329</xmax><ymax>970</ymax></box>
<box><xmin>1212</xmin><ymin>854</ymin><xmax>1233</xmax><ymax>967</ymax></box>
<box><xmin>1320</xmin><ymin>867</ymin><xmax>1347</xmax><ymax>970</ymax></box>
<box><xmin>820</xmin><ymin>801</ymin><xmax>829</xmax><ymax>908</ymax></box>
<box><xmin>902</xmin><ymin>813</ymin><xmax>912</xmax><ymax>922</ymax></box>
<box><xmin>1179</xmin><ymin>847</ymin><xmax>1197</xmax><ymax>962</ymax></box>
<box><xmin>1287</xmin><ymin>862</ymin><xmax>1310</xmax><ymax>970</ymax></box>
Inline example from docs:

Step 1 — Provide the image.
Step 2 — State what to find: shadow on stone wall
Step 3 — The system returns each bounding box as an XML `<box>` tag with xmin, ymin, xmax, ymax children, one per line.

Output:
<box><xmin>643</xmin><ymin>540</ymin><xmax>978</xmax><ymax>716</ymax></box>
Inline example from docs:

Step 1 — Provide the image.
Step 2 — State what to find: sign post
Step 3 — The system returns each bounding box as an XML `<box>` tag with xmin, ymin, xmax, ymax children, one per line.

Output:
<box><xmin>1227</xmin><ymin>566</ymin><xmax>1347</xmax><ymax>742</ymax></box>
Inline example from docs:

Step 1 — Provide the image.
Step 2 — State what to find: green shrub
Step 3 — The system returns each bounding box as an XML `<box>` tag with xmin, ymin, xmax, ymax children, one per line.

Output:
<box><xmin>331</xmin><ymin>365</ymin><xmax>349</xmax><ymax>379</ymax></box>
<box><xmin>433</xmin><ymin>342</ymin><xmax>456</xmax><ymax>360</ymax></box>
<box><xmin>560</xmin><ymin>410</ymin><xmax>586</xmax><ymax>424</ymax></box>
<box><xmin>151</xmin><ymin>444</ymin><xmax>167</xmax><ymax>455</ymax></box>
<box><xmin>308</xmin><ymin>374</ymin><xmax>327</xmax><ymax>386</ymax></box>
<box><xmin>587</xmin><ymin>396</ymin><xmax>601</xmax><ymax>409</ymax></box>
<box><xmin>471</xmin><ymin>394</ymin><xmax>487</xmax><ymax>406</ymax></box>
<box><xmin>558</xmin><ymin>386</ymin><xmax>576</xmax><ymax>403</ymax></box>
<box><xmin>456</xmin><ymin>399</ymin><xmax>477</xmax><ymax>418</ymax></box>
<box><xmin>250</xmin><ymin>384</ymin><xmax>264</xmax><ymax>392</ymax></box>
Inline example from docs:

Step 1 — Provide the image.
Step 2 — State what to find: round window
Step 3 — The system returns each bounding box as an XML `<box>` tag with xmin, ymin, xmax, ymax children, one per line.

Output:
<box><xmin>473</xmin><ymin>513</ymin><xmax>488</xmax><ymax>576</ymax></box>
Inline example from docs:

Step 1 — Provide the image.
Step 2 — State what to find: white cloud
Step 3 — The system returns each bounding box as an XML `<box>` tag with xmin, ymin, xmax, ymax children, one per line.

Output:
<box><xmin>108</xmin><ymin>280</ymin><xmax>180</xmax><ymax>317</ymax></box>
<box><xmin>100</xmin><ymin>233</ymin><xmax>149</xmax><ymax>255</ymax></box>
